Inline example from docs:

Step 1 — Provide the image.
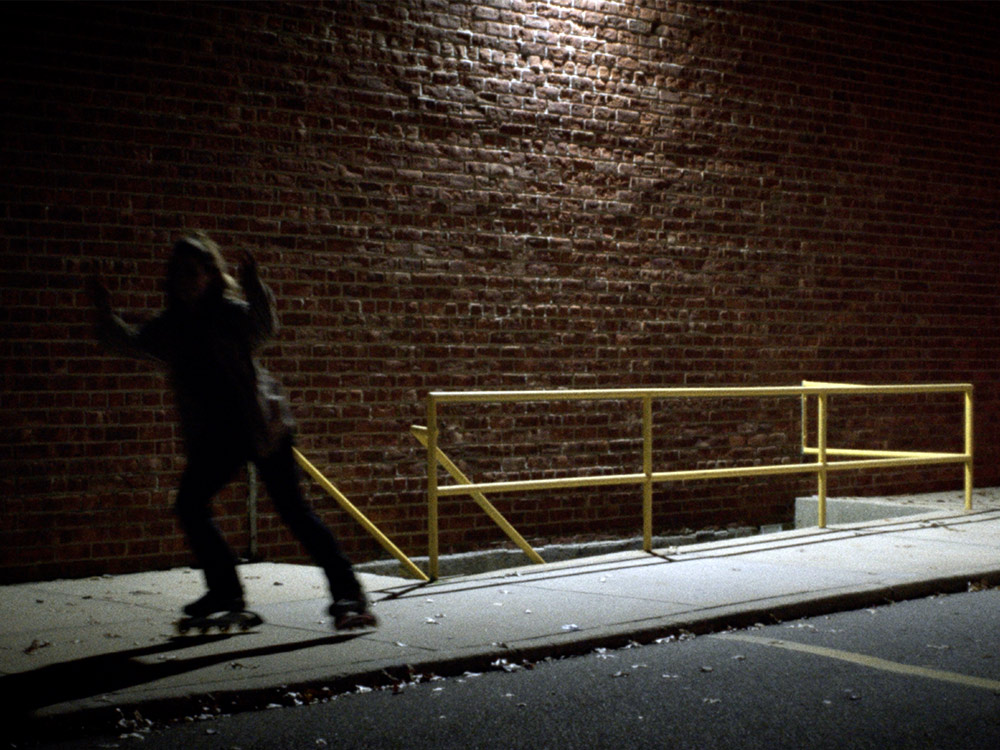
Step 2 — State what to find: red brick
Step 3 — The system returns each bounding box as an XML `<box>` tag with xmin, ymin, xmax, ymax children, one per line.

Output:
<box><xmin>1</xmin><ymin>0</ymin><xmax>997</xmax><ymax>581</ymax></box>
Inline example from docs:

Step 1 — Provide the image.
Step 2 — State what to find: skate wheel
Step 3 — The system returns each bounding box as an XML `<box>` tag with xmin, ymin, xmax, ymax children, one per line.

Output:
<box><xmin>335</xmin><ymin>612</ymin><xmax>378</xmax><ymax>631</ymax></box>
<box><xmin>239</xmin><ymin>612</ymin><xmax>263</xmax><ymax>631</ymax></box>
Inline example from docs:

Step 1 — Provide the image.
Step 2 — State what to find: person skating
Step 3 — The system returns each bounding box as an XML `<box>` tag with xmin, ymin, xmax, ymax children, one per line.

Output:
<box><xmin>90</xmin><ymin>233</ymin><xmax>376</xmax><ymax>631</ymax></box>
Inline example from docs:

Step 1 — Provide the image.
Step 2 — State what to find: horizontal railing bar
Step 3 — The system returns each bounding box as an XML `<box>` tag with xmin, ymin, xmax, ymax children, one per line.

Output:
<box><xmin>821</xmin><ymin>455</ymin><xmax>969</xmax><ymax>472</ymax></box>
<box><xmin>433</xmin><ymin>452</ymin><xmax>970</xmax><ymax>498</ymax></box>
<box><xmin>428</xmin><ymin>383</ymin><xmax>972</xmax><ymax>404</ymax></box>
<box><xmin>655</xmin><ymin>456</ymin><xmax>968</xmax><ymax>482</ymax></box>
<box><xmin>435</xmin><ymin>473</ymin><xmax>648</xmax><ymax>497</ymax></box>
<box><xmin>802</xmin><ymin>447</ymin><xmax>964</xmax><ymax>459</ymax></box>
<box><xmin>652</xmin><ymin>462</ymin><xmax>820</xmax><ymax>482</ymax></box>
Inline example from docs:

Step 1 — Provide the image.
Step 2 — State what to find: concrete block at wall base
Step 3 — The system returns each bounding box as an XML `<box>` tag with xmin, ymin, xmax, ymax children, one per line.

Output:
<box><xmin>794</xmin><ymin>497</ymin><xmax>934</xmax><ymax>528</ymax></box>
<box><xmin>793</xmin><ymin>487</ymin><xmax>1000</xmax><ymax>528</ymax></box>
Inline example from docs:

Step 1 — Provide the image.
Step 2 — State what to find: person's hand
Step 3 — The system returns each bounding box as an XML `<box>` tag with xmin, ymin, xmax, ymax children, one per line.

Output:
<box><xmin>238</xmin><ymin>250</ymin><xmax>258</xmax><ymax>284</ymax></box>
<box><xmin>87</xmin><ymin>277</ymin><xmax>112</xmax><ymax>314</ymax></box>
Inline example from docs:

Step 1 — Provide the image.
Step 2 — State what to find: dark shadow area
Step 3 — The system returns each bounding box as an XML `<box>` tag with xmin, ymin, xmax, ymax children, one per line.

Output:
<box><xmin>1</xmin><ymin>629</ymin><xmax>363</xmax><ymax>723</ymax></box>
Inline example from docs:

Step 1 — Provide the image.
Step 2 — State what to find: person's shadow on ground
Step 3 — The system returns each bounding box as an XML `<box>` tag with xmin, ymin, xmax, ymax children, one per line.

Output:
<box><xmin>3</xmin><ymin>630</ymin><xmax>363</xmax><ymax>740</ymax></box>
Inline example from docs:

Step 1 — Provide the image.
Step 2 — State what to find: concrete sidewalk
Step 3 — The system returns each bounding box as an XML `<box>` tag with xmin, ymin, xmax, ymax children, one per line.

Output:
<box><xmin>4</xmin><ymin>490</ymin><xmax>1000</xmax><ymax>740</ymax></box>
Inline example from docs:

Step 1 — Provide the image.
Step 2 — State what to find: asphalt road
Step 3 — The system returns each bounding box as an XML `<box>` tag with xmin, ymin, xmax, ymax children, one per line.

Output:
<box><xmin>25</xmin><ymin>587</ymin><xmax>1000</xmax><ymax>750</ymax></box>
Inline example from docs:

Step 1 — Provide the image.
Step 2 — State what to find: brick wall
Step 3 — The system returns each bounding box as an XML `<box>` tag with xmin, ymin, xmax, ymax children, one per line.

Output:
<box><xmin>2</xmin><ymin>1</ymin><xmax>998</xmax><ymax>582</ymax></box>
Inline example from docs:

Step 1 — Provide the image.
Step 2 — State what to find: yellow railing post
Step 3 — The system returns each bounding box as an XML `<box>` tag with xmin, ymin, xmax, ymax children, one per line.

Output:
<box><xmin>427</xmin><ymin>395</ymin><xmax>440</xmax><ymax>580</ymax></box>
<box><xmin>965</xmin><ymin>387</ymin><xmax>974</xmax><ymax>511</ymax></box>
<box><xmin>816</xmin><ymin>391</ymin><xmax>829</xmax><ymax>528</ymax></box>
<box><xmin>801</xmin><ymin>391</ymin><xmax>808</xmax><ymax>456</ymax></box>
<box><xmin>642</xmin><ymin>395</ymin><xmax>653</xmax><ymax>552</ymax></box>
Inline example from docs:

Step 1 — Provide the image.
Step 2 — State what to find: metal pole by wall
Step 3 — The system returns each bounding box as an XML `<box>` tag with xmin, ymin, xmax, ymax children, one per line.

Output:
<box><xmin>642</xmin><ymin>396</ymin><xmax>653</xmax><ymax>552</ymax></box>
<box><xmin>247</xmin><ymin>462</ymin><xmax>258</xmax><ymax>560</ymax></box>
<box><xmin>965</xmin><ymin>388</ymin><xmax>974</xmax><ymax>510</ymax></box>
<box><xmin>817</xmin><ymin>393</ymin><xmax>828</xmax><ymax>528</ymax></box>
<box><xmin>427</xmin><ymin>397</ymin><xmax>440</xmax><ymax>580</ymax></box>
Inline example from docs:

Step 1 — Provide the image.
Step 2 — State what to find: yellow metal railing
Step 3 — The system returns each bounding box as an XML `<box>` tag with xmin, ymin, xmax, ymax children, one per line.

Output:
<box><xmin>416</xmin><ymin>381</ymin><xmax>973</xmax><ymax>579</ymax></box>
<box><xmin>293</xmin><ymin>448</ymin><xmax>429</xmax><ymax>582</ymax></box>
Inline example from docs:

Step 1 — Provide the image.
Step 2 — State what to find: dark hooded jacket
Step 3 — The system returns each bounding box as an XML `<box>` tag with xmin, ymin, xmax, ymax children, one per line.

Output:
<box><xmin>98</xmin><ymin>262</ymin><xmax>294</xmax><ymax>458</ymax></box>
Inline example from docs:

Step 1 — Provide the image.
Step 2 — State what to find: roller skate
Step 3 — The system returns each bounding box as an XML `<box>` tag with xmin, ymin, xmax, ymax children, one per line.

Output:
<box><xmin>329</xmin><ymin>597</ymin><xmax>377</xmax><ymax>631</ymax></box>
<box><xmin>176</xmin><ymin>592</ymin><xmax>264</xmax><ymax>635</ymax></box>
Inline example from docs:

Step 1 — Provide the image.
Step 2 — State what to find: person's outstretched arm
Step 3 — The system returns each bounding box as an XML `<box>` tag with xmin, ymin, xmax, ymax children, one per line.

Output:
<box><xmin>88</xmin><ymin>277</ymin><xmax>167</xmax><ymax>361</ymax></box>
<box><xmin>238</xmin><ymin>250</ymin><xmax>279</xmax><ymax>350</ymax></box>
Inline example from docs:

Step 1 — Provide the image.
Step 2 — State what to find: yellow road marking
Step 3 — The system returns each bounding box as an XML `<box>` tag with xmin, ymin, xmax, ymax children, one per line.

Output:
<box><xmin>718</xmin><ymin>633</ymin><xmax>1000</xmax><ymax>692</ymax></box>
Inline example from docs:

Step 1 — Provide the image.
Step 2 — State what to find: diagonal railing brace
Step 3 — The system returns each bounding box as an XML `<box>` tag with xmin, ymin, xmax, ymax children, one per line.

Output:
<box><xmin>411</xmin><ymin>425</ymin><xmax>546</xmax><ymax>566</ymax></box>
<box><xmin>293</xmin><ymin>447</ymin><xmax>429</xmax><ymax>582</ymax></box>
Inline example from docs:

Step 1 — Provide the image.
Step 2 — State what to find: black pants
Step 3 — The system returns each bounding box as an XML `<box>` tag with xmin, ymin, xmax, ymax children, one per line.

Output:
<box><xmin>174</xmin><ymin>437</ymin><xmax>361</xmax><ymax>602</ymax></box>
